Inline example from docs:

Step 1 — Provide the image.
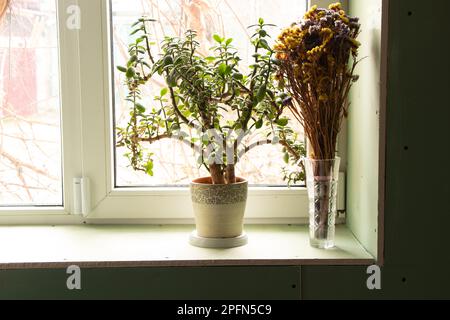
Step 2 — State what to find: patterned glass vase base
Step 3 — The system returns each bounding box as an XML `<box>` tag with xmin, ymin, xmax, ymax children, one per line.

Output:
<box><xmin>310</xmin><ymin>238</ymin><xmax>335</xmax><ymax>250</ymax></box>
<box><xmin>304</xmin><ymin>157</ymin><xmax>340</xmax><ymax>250</ymax></box>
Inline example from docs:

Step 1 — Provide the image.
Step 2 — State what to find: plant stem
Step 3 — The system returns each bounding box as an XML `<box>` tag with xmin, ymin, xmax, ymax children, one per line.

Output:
<box><xmin>225</xmin><ymin>164</ymin><xmax>236</xmax><ymax>184</ymax></box>
<box><xmin>168</xmin><ymin>86</ymin><xmax>194</xmax><ymax>128</ymax></box>
<box><xmin>209</xmin><ymin>164</ymin><xmax>225</xmax><ymax>185</ymax></box>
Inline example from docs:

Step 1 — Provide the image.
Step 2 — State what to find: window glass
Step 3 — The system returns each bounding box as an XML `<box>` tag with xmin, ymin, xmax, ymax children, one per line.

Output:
<box><xmin>111</xmin><ymin>0</ymin><xmax>306</xmax><ymax>187</ymax></box>
<box><xmin>0</xmin><ymin>0</ymin><xmax>62</xmax><ymax>206</ymax></box>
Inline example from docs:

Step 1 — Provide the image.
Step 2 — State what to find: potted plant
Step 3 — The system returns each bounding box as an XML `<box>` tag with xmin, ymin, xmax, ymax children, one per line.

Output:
<box><xmin>274</xmin><ymin>3</ymin><xmax>361</xmax><ymax>248</ymax></box>
<box><xmin>117</xmin><ymin>18</ymin><xmax>305</xmax><ymax>247</ymax></box>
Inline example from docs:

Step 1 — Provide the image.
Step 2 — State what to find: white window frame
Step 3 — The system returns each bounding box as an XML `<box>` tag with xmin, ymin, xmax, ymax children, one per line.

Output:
<box><xmin>0</xmin><ymin>0</ymin><xmax>346</xmax><ymax>225</ymax></box>
<box><xmin>0</xmin><ymin>0</ymin><xmax>83</xmax><ymax>219</ymax></box>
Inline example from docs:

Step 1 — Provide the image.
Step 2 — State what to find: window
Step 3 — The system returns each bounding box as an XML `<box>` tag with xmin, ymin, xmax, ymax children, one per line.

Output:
<box><xmin>111</xmin><ymin>0</ymin><xmax>307</xmax><ymax>187</ymax></box>
<box><xmin>0</xmin><ymin>0</ymin><xmax>331</xmax><ymax>222</ymax></box>
<box><xmin>0</xmin><ymin>0</ymin><xmax>384</xmax><ymax>265</ymax></box>
<box><xmin>0</xmin><ymin>0</ymin><xmax>62</xmax><ymax>206</ymax></box>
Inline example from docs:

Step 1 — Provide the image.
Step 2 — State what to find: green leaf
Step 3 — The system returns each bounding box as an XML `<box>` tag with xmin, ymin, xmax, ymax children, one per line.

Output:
<box><xmin>258</xmin><ymin>18</ymin><xmax>265</xmax><ymax>25</ymax></box>
<box><xmin>218</xmin><ymin>63</ymin><xmax>229</xmax><ymax>77</ymax></box>
<box><xmin>255</xmin><ymin>119</ymin><xmax>263</xmax><ymax>129</ymax></box>
<box><xmin>117</xmin><ymin>66</ymin><xmax>127</xmax><ymax>73</ymax></box>
<box><xmin>131</xmin><ymin>21</ymin><xmax>142</xmax><ymax>28</ymax></box>
<box><xmin>256</xmin><ymin>85</ymin><xmax>267</xmax><ymax>103</ymax></box>
<box><xmin>139</xmin><ymin>17</ymin><xmax>157</xmax><ymax>22</ymax></box>
<box><xmin>284</xmin><ymin>153</ymin><xmax>290</xmax><ymax>164</ymax></box>
<box><xmin>129</xmin><ymin>55</ymin><xmax>138</xmax><ymax>64</ymax></box>
<box><xmin>135</xmin><ymin>103</ymin><xmax>146</xmax><ymax>113</ymax></box>
<box><xmin>130</xmin><ymin>28</ymin><xmax>142</xmax><ymax>36</ymax></box>
<box><xmin>233</xmin><ymin>73</ymin><xmax>244</xmax><ymax>81</ymax></box>
<box><xmin>126</xmin><ymin>67</ymin><xmax>135</xmax><ymax>78</ymax></box>
<box><xmin>277</xmin><ymin>118</ymin><xmax>289</xmax><ymax>127</ymax></box>
<box><xmin>160</xmin><ymin>88</ymin><xmax>169</xmax><ymax>97</ymax></box>
<box><xmin>258</xmin><ymin>39</ymin><xmax>271</xmax><ymax>51</ymax></box>
<box><xmin>163</xmin><ymin>56</ymin><xmax>174</xmax><ymax>66</ymax></box>
<box><xmin>226</xmin><ymin>38</ymin><xmax>233</xmax><ymax>46</ymax></box>
<box><xmin>213</xmin><ymin>34</ymin><xmax>223</xmax><ymax>44</ymax></box>
<box><xmin>167</xmin><ymin>71</ymin><xmax>178</xmax><ymax>87</ymax></box>
<box><xmin>145</xmin><ymin>160</ymin><xmax>154</xmax><ymax>176</ymax></box>
<box><xmin>259</xmin><ymin>30</ymin><xmax>267</xmax><ymax>37</ymax></box>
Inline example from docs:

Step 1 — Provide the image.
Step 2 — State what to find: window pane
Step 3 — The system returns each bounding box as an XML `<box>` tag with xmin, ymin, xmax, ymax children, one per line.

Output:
<box><xmin>0</xmin><ymin>0</ymin><xmax>62</xmax><ymax>206</ymax></box>
<box><xmin>111</xmin><ymin>0</ymin><xmax>306</xmax><ymax>187</ymax></box>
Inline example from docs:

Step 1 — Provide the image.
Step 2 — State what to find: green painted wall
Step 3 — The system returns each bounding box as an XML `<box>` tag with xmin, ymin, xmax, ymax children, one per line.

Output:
<box><xmin>302</xmin><ymin>0</ymin><xmax>450</xmax><ymax>299</ymax></box>
<box><xmin>1</xmin><ymin>0</ymin><xmax>450</xmax><ymax>299</ymax></box>
<box><xmin>347</xmin><ymin>0</ymin><xmax>381</xmax><ymax>257</ymax></box>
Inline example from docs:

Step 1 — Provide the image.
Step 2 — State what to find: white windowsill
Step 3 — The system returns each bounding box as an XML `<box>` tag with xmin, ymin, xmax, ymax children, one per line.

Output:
<box><xmin>0</xmin><ymin>225</ymin><xmax>374</xmax><ymax>269</ymax></box>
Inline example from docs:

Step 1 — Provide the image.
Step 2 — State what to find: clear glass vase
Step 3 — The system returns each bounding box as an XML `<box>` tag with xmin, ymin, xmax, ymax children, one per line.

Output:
<box><xmin>304</xmin><ymin>157</ymin><xmax>341</xmax><ymax>249</ymax></box>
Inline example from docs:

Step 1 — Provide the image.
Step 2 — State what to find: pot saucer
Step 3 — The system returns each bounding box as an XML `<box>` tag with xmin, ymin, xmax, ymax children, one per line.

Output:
<box><xmin>189</xmin><ymin>231</ymin><xmax>248</xmax><ymax>248</ymax></box>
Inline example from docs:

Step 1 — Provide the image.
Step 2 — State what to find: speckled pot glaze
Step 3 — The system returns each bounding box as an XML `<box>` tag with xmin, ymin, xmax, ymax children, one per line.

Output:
<box><xmin>190</xmin><ymin>177</ymin><xmax>248</xmax><ymax>239</ymax></box>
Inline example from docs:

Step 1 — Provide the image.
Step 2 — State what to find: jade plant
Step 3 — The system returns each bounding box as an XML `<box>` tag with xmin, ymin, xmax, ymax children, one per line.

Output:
<box><xmin>117</xmin><ymin>17</ymin><xmax>305</xmax><ymax>185</ymax></box>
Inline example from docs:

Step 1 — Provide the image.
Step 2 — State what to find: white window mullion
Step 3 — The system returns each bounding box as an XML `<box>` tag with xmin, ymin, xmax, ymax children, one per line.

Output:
<box><xmin>75</xmin><ymin>0</ymin><xmax>111</xmax><ymax>213</ymax></box>
<box><xmin>58</xmin><ymin>0</ymin><xmax>84</xmax><ymax>215</ymax></box>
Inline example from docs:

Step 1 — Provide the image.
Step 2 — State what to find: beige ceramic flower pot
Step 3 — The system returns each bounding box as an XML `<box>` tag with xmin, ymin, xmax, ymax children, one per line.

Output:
<box><xmin>190</xmin><ymin>177</ymin><xmax>248</xmax><ymax>239</ymax></box>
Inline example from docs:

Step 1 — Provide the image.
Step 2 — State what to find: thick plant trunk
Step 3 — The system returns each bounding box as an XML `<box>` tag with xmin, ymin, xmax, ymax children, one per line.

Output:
<box><xmin>209</xmin><ymin>164</ymin><xmax>225</xmax><ymax>185</ymax></box>
<box><xmin>225</xmin><ymin>164</ymin><xmax>236</xmax><ymax>184</ymax></box>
